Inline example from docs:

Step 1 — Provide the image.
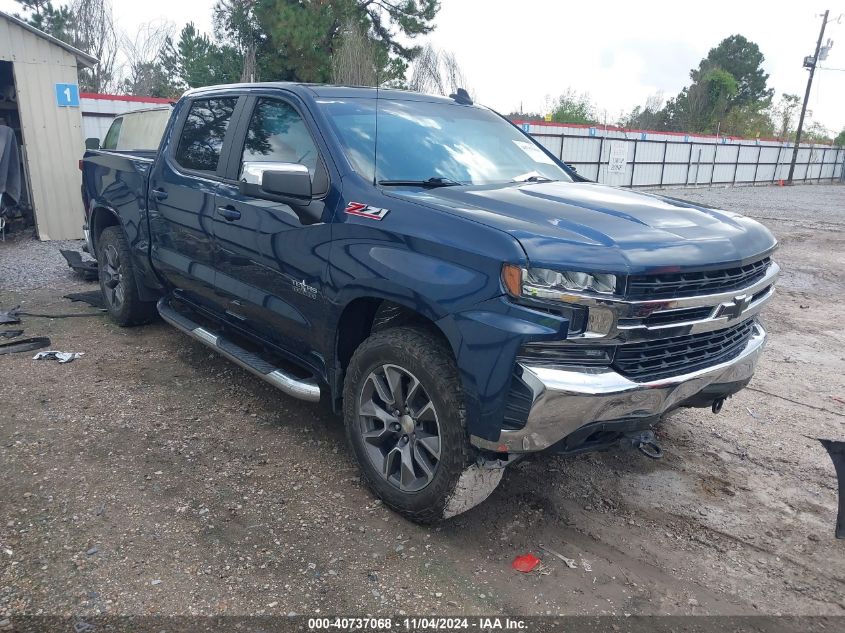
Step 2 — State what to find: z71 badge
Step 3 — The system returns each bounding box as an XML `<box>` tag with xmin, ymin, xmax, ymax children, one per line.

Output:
<box><xmin>344</xmin><ymin>202</ymin><xmax>389</xmax><ymax>220</ymax></box>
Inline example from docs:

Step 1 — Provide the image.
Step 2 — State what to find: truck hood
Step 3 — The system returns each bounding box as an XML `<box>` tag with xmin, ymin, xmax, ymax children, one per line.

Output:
<box><xmin>393</xmin><ymin>181</ymin><xmax>776</xmax><ymax>273</ymax></box>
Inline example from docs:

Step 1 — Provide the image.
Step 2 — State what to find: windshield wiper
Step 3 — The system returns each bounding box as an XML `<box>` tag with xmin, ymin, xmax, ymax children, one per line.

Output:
<box><xmin>378</xmin><ymin>177</ymin><xmax>463</xmax><ymax>189</ymax></box>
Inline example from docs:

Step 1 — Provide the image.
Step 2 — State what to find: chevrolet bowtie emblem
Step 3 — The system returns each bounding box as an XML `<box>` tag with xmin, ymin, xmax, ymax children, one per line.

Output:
<box><xmin>718</xmin><ymin>294</ymin><xmax>752</xmax><ymax>320</ymax></box>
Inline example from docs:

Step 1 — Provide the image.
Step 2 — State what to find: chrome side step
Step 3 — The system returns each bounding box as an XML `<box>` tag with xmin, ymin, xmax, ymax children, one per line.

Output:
<box><xmin>157</xmin><ymin>298</ymin><xmax>321</xmax><ymax>403</ymax></box>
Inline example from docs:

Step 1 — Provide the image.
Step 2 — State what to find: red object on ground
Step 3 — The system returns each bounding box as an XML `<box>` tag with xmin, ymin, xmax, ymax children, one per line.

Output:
<box><xmin>512</xmin><ymin>553</ymin><xmax>541</xmax><ymax>573</ymax></box>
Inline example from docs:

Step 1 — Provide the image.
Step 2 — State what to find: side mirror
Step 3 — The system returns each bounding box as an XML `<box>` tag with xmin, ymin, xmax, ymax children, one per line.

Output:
<box><xmin>85</xmin><ymin>137</ymin><xmax>100</xmax><ymax>150</ymax></box>
<box><xmin>239</xmin><ymin>162</ymin><xmax>323</xmax><ymax>224</ymax></box>
<box><xmin>261</xmin><ymin>166</ymin><xmax>312</xmax><ymax>201</ymax></box>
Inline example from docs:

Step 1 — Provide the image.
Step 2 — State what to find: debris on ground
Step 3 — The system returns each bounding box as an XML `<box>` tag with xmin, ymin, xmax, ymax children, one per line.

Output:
<box><xmin>538</xmin><ymin>544</ymin><xmax>577</xmax><ymax>569</ymax></box>
<box><xmin>511</xmin><ymin>553</ymin><xmax>541</xmax><ymax>573</ymax></box>
<box><xmin>0</xmin><ymin>307</ymin><xmax>20</xmax><ymax>324</ymax></box>
<box><xmin>0</xmin><ymin>337</ymin><xmax>50</xmax><ymax>355</ymax></box>
<box><xmin>59</xmin><ymin>249</ymin><xmax>98</xmax><ymax>281</ymax></box>
<box><xmin>63</xmin><ymin>291</ymin><xmax>106</xmax><ymax>310</ymax></box>
<box><xmin>0</xmin><ymin>329</ymin><xmax>23</xmax><ymax>339</ymax></box>
<box><xmin>32</xmin><ymin>350</ymin><xmax>84</xmax><ymax>363</ymax></box>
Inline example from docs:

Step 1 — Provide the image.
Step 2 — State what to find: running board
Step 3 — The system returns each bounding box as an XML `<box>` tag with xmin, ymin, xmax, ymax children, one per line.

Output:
<box><xmin>157</xmin><ymin>298</ymin><xmax>321</xmax><ymax>403</ymax></box>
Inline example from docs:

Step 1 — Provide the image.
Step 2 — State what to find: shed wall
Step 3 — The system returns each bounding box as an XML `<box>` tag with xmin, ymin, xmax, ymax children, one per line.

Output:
<box><xmin>0</xmin><ymin>17</ymin><xmax>86</xmax><ymax>240</ymax></box>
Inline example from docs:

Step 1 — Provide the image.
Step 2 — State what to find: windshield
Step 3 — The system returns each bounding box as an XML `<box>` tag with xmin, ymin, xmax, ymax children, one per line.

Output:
<box><xmin>318</xmin><ymin>98</ymin><xmax>573</xmax><ymax>186</ymax></box>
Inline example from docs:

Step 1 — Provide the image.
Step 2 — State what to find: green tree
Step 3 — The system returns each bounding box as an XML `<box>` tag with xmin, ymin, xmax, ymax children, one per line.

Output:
<box><xmin>213</xmin><ymin>0</ymin><xmax>263</xmax><ymax>82</ymax></box>
<box><xmin>12</xmin><ymin>0</ymin><xmax>74</xmax><ymax>40</ymax></box>
<box><xmin>548</xmin><ymin>89</ymin><xmax>597</xmax><ymax>125</ymax></box>
<box><xmin>253</xmin><ymin>0</ymin><xmax>439</xmax><ymax>83</ymax></box>
<box><xmin>722</xmin><ymin>103</ymin><xmax>774</xmax><ymax>138</ymax></box>
<box><xmin>664</xmin><ymin>68</ymin><xmax>738</xmax><ymax>134</ymax></box>
<box><xmin>692</xmin><ymin>34</ymin><xmax>773</xmax><ymax>108</ymax></box>
<box><xmin>835</xmin><ymin>128</ymin><xmax>845</xmax><ymax>147</ymax></box>
<box><xmin>157</xmin><ymin>23</ymin><xmax>242</xmax><ymax>95</ymax></box>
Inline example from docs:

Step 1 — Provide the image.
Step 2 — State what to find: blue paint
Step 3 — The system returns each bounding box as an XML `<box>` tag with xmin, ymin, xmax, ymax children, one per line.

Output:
<box><xmin>81</xmin><ymin>84</ymin><xmax>777</xmax><ymax>444</ymax></box>
<box><xmin>55</xmin><ymin>83</ymin><xmax>80</xmax><ymax>107</ymax></box>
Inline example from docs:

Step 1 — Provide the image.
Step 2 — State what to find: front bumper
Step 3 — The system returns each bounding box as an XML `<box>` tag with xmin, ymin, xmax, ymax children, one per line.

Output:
<box><xmin>471</xmin><ymin>320</ymin><xmax>767</xmax><ymax>453</ymax></box>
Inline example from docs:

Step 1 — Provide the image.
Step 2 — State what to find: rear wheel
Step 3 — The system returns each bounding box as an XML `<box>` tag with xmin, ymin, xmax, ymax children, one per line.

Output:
<box><xmin>344</xmin><ymin>326</ymin><xmax>502</xmax><ymax>523</ymax></box>
<box><xmin>97</xmin><ymin>226</ymin><xmax>156</xmax><ymax>326</ymax></box>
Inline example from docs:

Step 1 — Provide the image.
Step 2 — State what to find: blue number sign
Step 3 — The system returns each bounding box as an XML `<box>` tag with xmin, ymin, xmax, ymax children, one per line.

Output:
<box><xmin>55</xmin><ymin>83</ymin><xmax>80</xmax><ymax>107</ymax></box>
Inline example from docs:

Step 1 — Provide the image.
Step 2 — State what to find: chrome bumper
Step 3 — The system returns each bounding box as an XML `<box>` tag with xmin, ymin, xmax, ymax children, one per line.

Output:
<box><xmin>471</xmin><ymin>321</ymin><xmax>768</xmax><ymax>453</ymax></box>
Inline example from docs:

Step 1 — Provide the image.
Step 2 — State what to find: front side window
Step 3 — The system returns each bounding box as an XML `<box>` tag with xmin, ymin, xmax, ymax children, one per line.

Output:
<box><xmin>240</xmin><ymin>98</ymin><xmax>319</xmax><ymax>176</ymax></box>
<box><xmin>174</xmin><ymin>98</ymin><xmax>238</xmax><ymax>172</ymax></box>
<box><xmin>318</xmin><ymin>98</ymin><xmax>573</xmax><ymax>186</ymax></box>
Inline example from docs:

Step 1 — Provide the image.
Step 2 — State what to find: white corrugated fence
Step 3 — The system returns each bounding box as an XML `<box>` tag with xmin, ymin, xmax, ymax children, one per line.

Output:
<box><xmin>520</xmin><ymin>121</ymin><xmax>845</xmax><ymax>188</ymax></box>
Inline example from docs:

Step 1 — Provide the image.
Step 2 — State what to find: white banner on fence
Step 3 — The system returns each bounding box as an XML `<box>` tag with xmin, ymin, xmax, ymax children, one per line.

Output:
<box><xmin>608</xmin><ymin>141</ymin><xmax>627</xmax><ymax>174</ymax></box>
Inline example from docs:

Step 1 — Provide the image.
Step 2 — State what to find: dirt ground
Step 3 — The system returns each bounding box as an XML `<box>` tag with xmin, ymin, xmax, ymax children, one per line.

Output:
<box><xmin>1</xmin><ymin>183</ymin><xmax>844</xmax><ymax>618</ymax></box>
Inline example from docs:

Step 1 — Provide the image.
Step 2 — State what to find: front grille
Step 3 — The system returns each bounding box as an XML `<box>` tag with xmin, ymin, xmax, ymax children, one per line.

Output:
<box><xmin>641</xmin><ymin>306</ymin><xmax>714</xmax><ymax>327</ymax></box>
<box><xmin>627</xmin><ymin>257</ymin><xmax>771</xmax><ymax>300</ymax></box>
<box><xmin>613</xmin><ymin>319</ymin><xmax>756</xmax><ymax>382</ymax></box>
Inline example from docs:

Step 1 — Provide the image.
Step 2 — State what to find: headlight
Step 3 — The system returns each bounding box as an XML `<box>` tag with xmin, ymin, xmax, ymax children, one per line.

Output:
<box><xmin>502</xmin><ymin>264</ymin><xmax>618</xmax><ymax>299</ymax></box>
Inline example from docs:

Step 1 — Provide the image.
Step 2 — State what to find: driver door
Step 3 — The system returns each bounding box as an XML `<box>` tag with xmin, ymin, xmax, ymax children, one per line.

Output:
<box><xmin>212</xmin><ymin>94</ymin><xmax>333</xmax><ymax>368</ymax></box>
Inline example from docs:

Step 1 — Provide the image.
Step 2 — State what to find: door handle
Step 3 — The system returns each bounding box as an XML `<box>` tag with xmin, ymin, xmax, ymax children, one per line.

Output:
<box><xmin>217</xmin><ymin>206</ymin><xmax>242</xmax><ymax>221</ymax></box>
<box><xmin>151</xmin><ymin>188</ymin><xmax>168</xmax><ymax>201</ymax></box>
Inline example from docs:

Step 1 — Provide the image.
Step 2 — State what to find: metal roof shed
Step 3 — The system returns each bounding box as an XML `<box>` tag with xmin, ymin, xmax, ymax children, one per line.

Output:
<box><xmin>0</xmin><ymin>11</ymin><xmax>97</xmax><ymax>240</ymax></box>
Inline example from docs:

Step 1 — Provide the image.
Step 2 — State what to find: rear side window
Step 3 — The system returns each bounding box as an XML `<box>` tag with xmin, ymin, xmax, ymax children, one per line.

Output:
<box><xmin>115</xmin><ymin>108</ymin><xmax>170</xmax><ymax>151</ymax></box>
<box><xmin>174</xmin><ymin>98</ymin><xmax>238</xmax><ymax>172</ymax></box>
<box><xmin>102</xmin><ymin>117</ymin><xmax>122</xmax><ymax>150</ymax></box>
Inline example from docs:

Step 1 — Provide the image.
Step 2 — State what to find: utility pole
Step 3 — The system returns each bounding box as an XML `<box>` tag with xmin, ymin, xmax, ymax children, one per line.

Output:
<box><xmin>787</xmin><ymin>9</ymin><xmax>829</xmax><ymax>184</ymax></box>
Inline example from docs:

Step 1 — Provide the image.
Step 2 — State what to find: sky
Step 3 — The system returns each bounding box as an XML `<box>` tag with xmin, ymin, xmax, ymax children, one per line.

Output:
<box><xmin>2</xmin><ymin>0</ymin><xmax>844</xmax><ymax>133</ymax></box>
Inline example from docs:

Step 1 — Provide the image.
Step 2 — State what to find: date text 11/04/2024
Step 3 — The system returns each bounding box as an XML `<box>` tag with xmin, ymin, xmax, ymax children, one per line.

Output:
<box><xmin>307</xmin><ymin>617</ymin><xmax>528</xmax><ymax>630</ymax></box>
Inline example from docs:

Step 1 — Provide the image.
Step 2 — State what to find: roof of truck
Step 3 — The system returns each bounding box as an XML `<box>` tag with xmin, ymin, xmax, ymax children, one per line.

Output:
<box><xmin>183</xmin><ymin>82</ymin><xmax>461</xmax><ymax>104</ymax></box>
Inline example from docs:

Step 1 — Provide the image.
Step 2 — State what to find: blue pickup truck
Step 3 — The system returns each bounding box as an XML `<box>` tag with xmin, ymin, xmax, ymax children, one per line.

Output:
<box><xmin>81</xmin><ymin>83</ymin><xmax>778</xmax><ymax>522</ymax></box>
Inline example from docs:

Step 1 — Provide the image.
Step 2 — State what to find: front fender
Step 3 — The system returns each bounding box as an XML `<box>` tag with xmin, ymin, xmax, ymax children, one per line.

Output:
<box><xmin>437</xmin><ymin>297</ymin><xmax>569</xmax><ymax>444</ymax></box>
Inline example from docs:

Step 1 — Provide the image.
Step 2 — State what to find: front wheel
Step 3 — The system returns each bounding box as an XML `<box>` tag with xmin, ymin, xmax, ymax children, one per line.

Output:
<box><xmin>343</xmin><ymin>326</ymin><xmax>504</xmax><ymax>523</ymax></box>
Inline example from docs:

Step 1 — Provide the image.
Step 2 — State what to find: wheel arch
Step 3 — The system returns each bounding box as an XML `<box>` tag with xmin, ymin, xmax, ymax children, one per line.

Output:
<box><xmin>334</xmin><ymin>297</ymin><xmax>453</xmax><ymax>378</ymax></box>
<box><xmin>88</xmin><ymin>204</ymin><xmax>121</xmax><ymax>257</ymax></box>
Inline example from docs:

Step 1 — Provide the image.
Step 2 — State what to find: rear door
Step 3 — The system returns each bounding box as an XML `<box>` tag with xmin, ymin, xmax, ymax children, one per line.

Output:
<box><xmin>211</xmin><ymin>93</ymin><xmax>335</xmax><ymax>369</ymax></box>
<box><xmin>147</xmin><ymin>95</ymin><xmax>242</xmax><ymax>310</ymax></box>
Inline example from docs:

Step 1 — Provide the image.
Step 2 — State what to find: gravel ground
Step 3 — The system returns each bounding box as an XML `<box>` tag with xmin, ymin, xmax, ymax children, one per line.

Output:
<box><xmin>0</xmin><ymin>183</ymin><xmax>843</xmax><ymax>619</ymax></box>
<box><xmin>0</xmin><ymin>229</ymin><xmax>87</xmax><ymax>291</ymax></box>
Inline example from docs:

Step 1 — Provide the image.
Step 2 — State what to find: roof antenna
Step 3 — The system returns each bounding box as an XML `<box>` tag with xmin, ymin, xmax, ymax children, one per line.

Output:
<box><xmin>449</xmin><ymin>88</ymin><xmax>473</xmax><ymax>105</ymax></box>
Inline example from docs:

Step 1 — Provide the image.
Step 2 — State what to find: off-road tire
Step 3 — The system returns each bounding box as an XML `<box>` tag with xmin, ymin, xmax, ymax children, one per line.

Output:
<box><xmin>97</xmin><ymin>226</ymin><xmax>157</xmax><ymax>326</ymax></box>
<box><xmin>343</xmin><ymin>326</ymin><xmax>475</xmax><ymax>524</ymax></box>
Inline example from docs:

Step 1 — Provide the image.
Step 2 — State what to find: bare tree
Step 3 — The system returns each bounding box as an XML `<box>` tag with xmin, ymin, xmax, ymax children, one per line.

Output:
<box><xmin>120</xmin><ymin>21</ymin><xmax>175</xmax><ymax>96</ymax></box>
<box><xmin>332</xmin><ymin>20</ymin><xmax>378</xmax><ymax>86</ymax></box>
<box><xmin>408</xmin><ymin>44</ymin><xmax>471</xmax><ymax>97</ymax></box>
<box><xmin>773</xmin><ymin>93</ymin><xmax>801</xmax><ymax>139</ymax></box>
<box><xmin>68</xmin><ymin>0</ymin><xmax>119</xmax><ymax>92</ymax></box>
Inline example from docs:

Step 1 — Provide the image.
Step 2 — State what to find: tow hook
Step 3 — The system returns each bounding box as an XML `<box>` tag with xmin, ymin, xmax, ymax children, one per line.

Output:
<box><xmin>712</xmin><ymin>398</ymin><xmax>726</xmax><ymax>414</ymax></box>
<box><xmin>622</xmin><ymin>430</ymin><xmax>663</xmax><ymax>460</ymax></box>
